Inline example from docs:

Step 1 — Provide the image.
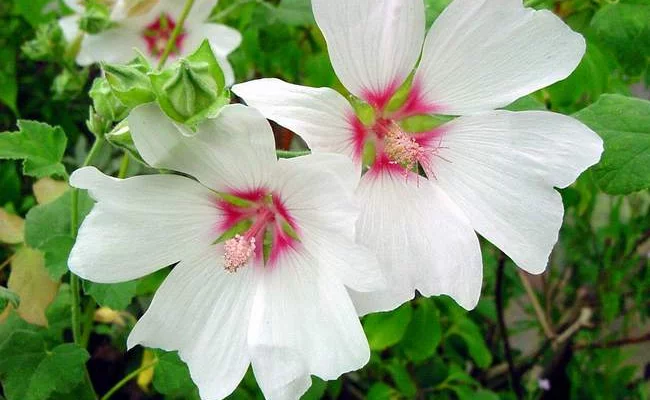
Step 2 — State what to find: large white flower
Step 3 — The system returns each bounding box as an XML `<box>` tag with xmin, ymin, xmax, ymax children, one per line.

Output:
<box><xmin>60</xmin><ymin>0</ymin><xmax>241</xmax><ymax>84</ymax></box>
<box><xmin>232</xmin><ymin>0</ymin><xmax>604</xmax><ymax>314</ymax></box>
<box><xmin>68</xmin><ymin>104</ymin><xmax>383</xmax><ymax>399</ymax></box>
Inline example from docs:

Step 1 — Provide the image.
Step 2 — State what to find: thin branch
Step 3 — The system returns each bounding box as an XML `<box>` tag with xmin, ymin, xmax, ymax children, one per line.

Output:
<box><xmin>156</xmin><ymin>0</ymin><xmax>195</xmax><ymax>68</ymax></box>
<box><xmin>574</xmin><ymin>331</ymin><xmax>650</xmax><ymax>350</ymax></box>
<box><xmin>495</xmin><ymin>253</ymin><xmax>524</xmax><ymax>399</ymax></box>
<box><xmin>517</xmin><ymin>269</ymin><xmax>556</xmax><ymax>339</ymax></box>
<box><xmin>100</xmin><ymin>359</ymin><xmax>159</xmax><ymax>400</ymax></box>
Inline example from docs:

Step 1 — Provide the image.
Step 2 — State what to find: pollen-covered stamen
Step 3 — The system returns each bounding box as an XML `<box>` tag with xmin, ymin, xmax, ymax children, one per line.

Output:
<box><xmin>223</xmin><ymin>235</ymin><xmax>256</xmax><ymax>273</ymax></box>
<box><xmin>382</xmin><ymin>121</ymin><xmax>432</xmax><ymax>173</ymax></box>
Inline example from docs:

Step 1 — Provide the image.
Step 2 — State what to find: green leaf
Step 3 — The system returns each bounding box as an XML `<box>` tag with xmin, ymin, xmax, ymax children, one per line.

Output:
<box><xmin>449</xmin><ymin>318</ymin><xmax>492</xmax><ymax>368</ymax></box>
<box><xmin>83</xmin><ymin>280</ymin><xmax>137</xmax><ymax>310</ymax></box>
<box><xmin>301</xmin><ymin>377</ymin><xmax>327</xmax><ymax>400</ymax></box>
<box><xmin>504</xmin><ymin>94</ymin><xmax>546</xmax><ymax>112</ymax></box>
<box><xmin>40</xmin><ymin>235</ymin><xmax>75</xmax><ymax>279</ymax></box>
<box><xmin>0</xmin><ymin>286</ymin><xmax>20</xmax><ymax>313</ymax></box>
<box><xmin>385</xmin><ymin>361</ymin><xmax>417</xmax><ymax>398</ymax></box>
<box><xmin>591</xmin><ymin>3</ymin><xmax>650</xmax><ymax>76</ymax></box>
<box><xmin>367</xmin><ymin>382</ymin><xmax>398</xmax><ymax>400</ymax></box>
<box><xmin>273</xmin><ymin>0</ymin><xmax>315</xmax><ymax>26</ymax></box>
<box><xmin>574</xmin><ymin>94</ymin><xmax>650</xmax><ymax>194</ymax></box>
<box><xmin>0</xmin><ymin>330</ymin><xmax>90</xmax><ymax>400</ymax></box>
<box><xmin>152</xmin><ymin>350</ymin><xmax>199</xmax><ymax>396</ymax></box>
<box><xmin>0</xmin><ymin>162</ymin><xmax>20</xmax><ymax>206</ymax></box>
<box><xmin>13</xmin><ymin>0</ymin><xmax>54</xmax><ymax>27</ymax></box>
<box><xmin>0</xmin><ymin>121</ymin><xmax>68</xmax><ymax>179</ymax></box>
<box><xmin>363</xmin><ymin>303</ymin><xmax>413</xmax><ymax>351</ymax></box>
<box><xmin>401</xmin><ymin>299</ymin><xmax>442</xmax><ymax>362</ymax></box>
<box><xmin>0</xmin><ymin>46</ymin><xmax>17</xmax><ymax>114</ymax></box>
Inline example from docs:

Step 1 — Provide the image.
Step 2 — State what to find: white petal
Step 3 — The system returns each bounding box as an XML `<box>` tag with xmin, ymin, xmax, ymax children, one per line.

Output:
<box><xmin>233</xmin><ymin>79</ymin><xmax>359</xmax><ymax>160</ymax></box>
<box><xmin>128</xmin><ymin>247</ymin><xmax>255</xmax><ymax>400</ymax></box>
<box><xmin>76</xmin><ymin>27</ymin><xmax>144</xmax><ymax>66</ymax></box>
<box><xmin>431</xmin><ymin>111</ymin><xmax>603</xmax><ymax>273</ymax></box>
<box><xmin>351</xmin><ymin>172</ymin><xmax>483</xmax><ymax>315</ymax></box>
<box><xmin>249</xmin><ymin>250</ymin><xmax>369</xmax><ymax>400</ymax></box>
<box><xmin>415</xmin><ymin>0</ymin><xmax>585</xmax><ymax>115</ymax></box>
<box><xmin>68</xmin><ymin>167</ymin><xmax>219</xmax><ymax>283</ymax></box>
<box><xmin>185</xmin><ymin>24</ymin><xmax>242</xmax><ymax>57</ymax></box>
<box><xmin>217</xmin><ymin>55</ymin><xmax>236</xmax><ymax>87</ymax></box>
<box><xmin>311</xmin><ymin>0</ymin><xmax>425</xmax><ymax>107</ymax></box>
<box><xmin>128</xmin><ymin>104</ymin><xmax>277</xmax><ymax>192</ymax></box>
<box><xmin>59</xmin><ymin>15</ymin><xmax>79</xmax><ymax>43</ymax></box>
<box><xmin>270</xmin><ymin>154</ymin><xmax>384</xmax><ymax>293</ymax></box>
<box><xmin>185</xmin><ymin>0</ymin><xmax>219</xmax><ymax>25</ymax></box>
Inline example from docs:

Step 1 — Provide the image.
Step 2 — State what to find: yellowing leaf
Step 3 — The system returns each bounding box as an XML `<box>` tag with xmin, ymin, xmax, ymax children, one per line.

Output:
<box><xmin>0</xmin><ymin>208</ymin><xmax>24</xmax><ymax>244</ymax></box>
<box><xmin>8</xmin><ymin>247</ymin><xmax>59</xmax><ymax>326</ymax></box>
<box><xmin>33</xmin><ymin>178</ymin><xmax>69</xmax><ymax>205</ymax></box>
<box><xmin>137</xmin><ymin>349</ymin><xmax>156</xmax><ymax>391</ymax></box>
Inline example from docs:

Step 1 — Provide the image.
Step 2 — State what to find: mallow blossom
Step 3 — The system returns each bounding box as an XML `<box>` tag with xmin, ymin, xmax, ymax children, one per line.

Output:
<box><xmin>233</xmin><ymin>0</ymin><xmax>604</xmax><ymax>314</ymax></box>
<box><xmin>68</xmin><ymin>104</ymin><xmax>384</xmax><ymax>399</ymax></box>
<box><xmin>59</xmin><ymin>0</ymin><xmax>241</xmax><ymax>84</ymax></box>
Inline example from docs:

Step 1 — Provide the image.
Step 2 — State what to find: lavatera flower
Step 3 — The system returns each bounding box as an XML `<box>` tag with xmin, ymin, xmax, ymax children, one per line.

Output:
<box><xmin>233</xmin><ymin>0</ymin><xmax>604</xmax><ymax>314</ymax></box>
<box><xmin>60</xmin><ymin>0</ymin><xmax>241</xmax><ymax>84</ymax></box>
<box><xmin>68</xmin><ymin>104</ymin><xmax>384</xmax><ymax>399</ymax></box>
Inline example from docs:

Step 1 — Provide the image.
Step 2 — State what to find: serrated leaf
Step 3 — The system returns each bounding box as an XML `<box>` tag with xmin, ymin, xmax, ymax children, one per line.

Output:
<box><xmin>363</xmin><ymin>303</ymin><xmax>413</xmax><ymax>351</ymax></box>
<box><xmin>83</xmin><ymin>280</ymin><xmax>137</xmax><ymax>310</ymax></box>
<box><xmin>24</xmin><ymin>190</ymin><xmax>94</xmax><ymax>276</ymax></box>
<box><xmin>574</xmin><ymin>94</ymin><xmax>650</xmax><ymax>194</ymax></box>
<box><xmin>7</xmin><ymin>247</ymin><xmax>59</xmax><ymax>326</ymax></box>
<box><xmin>0</xmin><ymin>330</ymin><xmax>90</xmax><ymax>400</ymax></box>
<box><xmin>0</xmin><ymin>121</ymin><xmax>68</xmax><ymax>179</ymax></box>
<box><xmin>401</xmin><ymin>299</ymin><xmax>442</xmax><ymax>362</ymax></box>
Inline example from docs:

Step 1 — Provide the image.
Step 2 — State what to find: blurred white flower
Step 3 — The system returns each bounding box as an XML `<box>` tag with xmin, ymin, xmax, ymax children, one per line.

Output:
<box><xmin>59</xmin><ymin>0</ymin><xmax>241</xmax><ymax>84</ymax></box>
<box><xmin>68</xmin><ymin>104</ymin><xmax>383</xmax><ymax>399</ymax></box>
<box><xmin>233</xmin><ymin>0</ymin><xmax>604</xmax><ymax>315</ymax></box>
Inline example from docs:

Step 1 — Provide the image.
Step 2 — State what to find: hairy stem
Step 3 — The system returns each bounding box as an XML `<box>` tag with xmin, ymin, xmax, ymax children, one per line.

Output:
<box><xmin>156</xmin><ymin>0</ymin><xmax>195</xmax><ymax>69</ymax></box>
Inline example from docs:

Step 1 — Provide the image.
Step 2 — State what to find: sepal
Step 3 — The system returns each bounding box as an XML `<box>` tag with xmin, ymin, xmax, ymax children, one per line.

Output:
<box><xmin>149</xmin><ymin>40</ymin><xmax>230</xmax><ymax>128</ymax></box>
<box><xmin>103</xmin><ymin>54</ymin><xmax>156</xmax><ymax>108</ymax></box>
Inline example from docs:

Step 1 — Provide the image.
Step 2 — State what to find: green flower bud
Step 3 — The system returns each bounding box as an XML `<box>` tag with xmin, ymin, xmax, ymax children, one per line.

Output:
<box><xmin>103</xmin><ymin>53</ymin><xmax>156</xmax><ymax>107</ymax></box>
<box><xmin>150</xmin><ymin>40</ymin><xmax>230</xmax><ymax>127</ymax></box>
<box><xmin>89</xmin><ymin>77</ymin><xmax>128</xmax><ymax>122</ymax></box>
<box><xmin>21</xmin><ymin>22</ymin><xmax>66</xmax><ymax>62</ymax></box>
<box><xmin>86</xmin><ymin>106</ymin><xmax>111</xmax><ymax>138</ymax></box>
<box><xmin>51</xmin><ymin>68</ymin><xmax>88</xmax><ymax>100</ymax></box>
<box><xmin>105</xmin><ymin>120</ymin><xmax>146</xmax><ymax>164</ymax></box>
<box><xmin>79</xmin><ymin>1</ymin><xmax>114</xmax><ymax>34</ymax></box>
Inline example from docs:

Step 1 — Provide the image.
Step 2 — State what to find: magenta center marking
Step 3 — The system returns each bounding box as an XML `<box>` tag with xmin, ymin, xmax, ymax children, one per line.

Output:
<box><xmin>142</xmin><ymin>13</ymin><xmax>187</xmax><ymax>58</ymax></box>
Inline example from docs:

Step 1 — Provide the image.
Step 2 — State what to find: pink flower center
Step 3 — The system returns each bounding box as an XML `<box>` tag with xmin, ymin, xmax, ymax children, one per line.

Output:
<box><xmin>217</xmin><ymin>189</ymin><xmax>299</xmax><ymax>272</ymax></box>
<box><xmin>350</xmin><ymin>80</ymin><xmax>444</xmax><ymax>177</ymax></box>
<box><xmin>142</xmin><ymin>13</ymin><xmax>186</xmax><ymax>59</ymax></box>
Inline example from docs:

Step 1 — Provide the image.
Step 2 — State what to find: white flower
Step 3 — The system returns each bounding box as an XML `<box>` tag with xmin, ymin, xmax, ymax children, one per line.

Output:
<box><xmin>59</xmin><ymin>0</ymin><xmax>241</xmax><ymax>85</ymax></box>
<box><xmin>232</xmin><ymin>0</ymin><xmax>604</xmax><ymax>314</ymax></box>
<box><xmin>68</xmin><ymin>104</ymin><xmax>383</xmax><ymax>399</ymax></box>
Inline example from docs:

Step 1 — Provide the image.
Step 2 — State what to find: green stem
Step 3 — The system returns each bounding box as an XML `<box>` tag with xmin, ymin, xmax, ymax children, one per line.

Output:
<box><xmin>117</xmin><ymin>152</ymin><xmax>130</xmax><ymax>179</ymax></box>
<box><xmin>70</xmin><ymin>138</ymin><xmax>105</xmax><ymax>343</ymax></box>
<box><xmin>156</xmin><ymin>0</ymin><xmax>196</xmax><ymax>69</ymax></box>
<box><xmin>100</xmin><ymin>359</ymin><xmax>159</xmax><ymax>400</ymax></box>
<box><xmin>276</xmin><ymin>149</ymin><xmax>311</xmax><ymax>159</ymax></box>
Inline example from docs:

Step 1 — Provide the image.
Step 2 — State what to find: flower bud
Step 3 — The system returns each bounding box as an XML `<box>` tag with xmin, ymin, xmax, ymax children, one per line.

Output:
<box><xmin>105</xmin><ymin>120</ymin><xmax>146</xmax><ymax>164</ymax></box>
<box><xmin>89</xmin><ymin>77</ymin><xmax>128</xmax><ymax>122</ymax></box>
<box><xmin>79</xmin><ymin>1</ymin><xmax>114</xmax><ymax>34</ymax></box>
<box><xmin>149</xmin><ymin>40</ymin><xmax>229</xmax><ymax>127</ymax></box>
<box><xmin>21</xmin><ymin>22</ymin><xmax>66</xmax><ymax>62</ymax></box>
<box><xmin>52</xmin><ymin>68</ymin><xmax>88</xmax><ymax>100</ymax></box>
<box><xmin>103</xmin><ymin>54</ymin><xmax>156</xmax><ymax>107</ymax></box>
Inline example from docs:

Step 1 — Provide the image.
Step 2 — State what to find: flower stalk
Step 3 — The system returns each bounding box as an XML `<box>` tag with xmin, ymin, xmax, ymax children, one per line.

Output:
<box><xmin>156</xmin><ymin>0</ymin><xmax>195</xmax><ymax>69</ymax></box>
